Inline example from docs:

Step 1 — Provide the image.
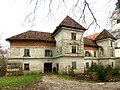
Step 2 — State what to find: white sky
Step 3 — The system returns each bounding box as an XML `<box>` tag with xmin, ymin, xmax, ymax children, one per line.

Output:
<box><xmin>0</xmin><ymin>0</ymin><xmax>117</xmax><ymax>49</ymax></box>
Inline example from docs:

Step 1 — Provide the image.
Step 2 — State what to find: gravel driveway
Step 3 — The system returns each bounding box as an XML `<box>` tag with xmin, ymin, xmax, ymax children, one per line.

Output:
<box><xmin>25</xmin><ymin>75</ymin><xmax>120</xmax><ymax>90</ymax></box>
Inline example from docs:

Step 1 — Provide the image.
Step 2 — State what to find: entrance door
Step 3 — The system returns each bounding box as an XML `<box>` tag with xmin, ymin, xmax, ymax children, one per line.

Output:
<box><xmin>44</xmin><ymin>63</ymin><xmax>52</xmax><ymax>73</ymax></box>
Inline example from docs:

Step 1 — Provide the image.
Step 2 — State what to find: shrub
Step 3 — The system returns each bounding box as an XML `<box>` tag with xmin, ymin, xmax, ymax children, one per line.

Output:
<box><xmin>96</xmin><ymin>65</ymin><xmax>107</xmax><ymax>81</ymax></box>
<box><xmin>0</xmin><ymin>59</ymin><xmax>7</xmax><ymax>76</ymax></box>
<box><xmin>86</xmin><ymin>64</ymin><xmax>114</xmax><ymax>81</ymax></box>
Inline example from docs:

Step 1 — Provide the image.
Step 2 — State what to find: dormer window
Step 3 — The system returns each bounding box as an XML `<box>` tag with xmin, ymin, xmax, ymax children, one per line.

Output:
<box><xmin>71</xmin><ymin>33</ymin><xmax>76</xmax><ymax>40</ymax></box>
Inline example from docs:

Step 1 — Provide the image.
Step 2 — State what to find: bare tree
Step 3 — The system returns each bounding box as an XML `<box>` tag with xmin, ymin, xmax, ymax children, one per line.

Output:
<box><xmin>21</xmin><ymin>0</ymin><xmax>116</xmax><ymax>33</ymax></box>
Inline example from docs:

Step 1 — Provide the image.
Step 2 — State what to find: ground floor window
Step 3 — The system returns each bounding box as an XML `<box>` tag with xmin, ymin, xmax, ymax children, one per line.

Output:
<box><xmin>72</xmin><ymin>62</ymin><xmax>76</xmax><ymax>69</ymax></box>
<box><xmin>86</xmin><ymin>62</ymin><xmax>89</xmax><ymax>68</ymax></box>
<box><xmin>24</xmin><ymin>63</ymin><xmax>29</xmax><ymax>70</ymax></box>
<box><xmin>111</xmin><ymin>62</ymin><xmax>114</xmax><ymax>67</ymax></box>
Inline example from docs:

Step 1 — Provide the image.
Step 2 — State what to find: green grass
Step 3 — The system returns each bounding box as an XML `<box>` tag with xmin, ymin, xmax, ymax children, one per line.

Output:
<box><xmin>0</xmin><ymin>74</ymin><xmax>44</xmax><ymax>87</ymax></box>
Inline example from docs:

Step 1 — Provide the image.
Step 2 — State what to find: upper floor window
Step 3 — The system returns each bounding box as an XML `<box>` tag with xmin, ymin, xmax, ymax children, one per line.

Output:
<box><xmin>85</xmin><ymin>51</ymin><xmax>91</xmax><ymax>57</ymax></box>
<box><xmin>45</xmin><ymin>50</ymin><xmax>52</xmax><ymax>57</ymax></box>
<box><xmin>24</xmin><ymin>49</ymin><xmax>30</xmax><ymax>57</ymax></box>
<box><xmin>111</xmin><ymin>41</ymin><xmax>113</xmax><ymax>47</ymax></box>
<box><xmin>117</xmin><ymin>19</ymin><xmax>120</xmax><ymax>24</ymax></box>
<box><xmin>111</xmin><ymin>51</ymin><xmax>114</xmax><ymax>57</ymax></box>
<box><xmin>100</xmin><ymin>48</ymin><xmax>104</xmax><ymax>57</ymax></box>
<box><xmin>71</xmin><ymin>33</ymin><xmax>76</xmax><ymax>40</ymax></box>
<box><xmin>72</xmin><ymin>62</ymin><xmax>76</xmax><ymax>69</ymax></box>
<box><xmin>72</xmin><ymin>46</ymin><xmax>76</xmax><ymax>53</ymax></box>
<box><xmin>94</xmin><ymin>51</ymin><xmax>96</xmax><ymax>57</ymax></box>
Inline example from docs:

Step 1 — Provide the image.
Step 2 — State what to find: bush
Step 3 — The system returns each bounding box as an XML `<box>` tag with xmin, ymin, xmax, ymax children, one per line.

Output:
<box><xmin>86</xmin><ymin>64</ymin><xmax>114</xmax><ymax>81</ymax></box>
<box><xmin>96</xmin><ymin>65</ymin><xmax>107</xmax><ymax>81</ymax></box>
<box><xmin>0</xmin><ymin>59</ymin><xmax>7</xmax><ymax>76</ymax></box>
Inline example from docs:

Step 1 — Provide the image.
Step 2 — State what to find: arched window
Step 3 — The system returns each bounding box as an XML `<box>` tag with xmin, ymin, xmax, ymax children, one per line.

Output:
<box><xmin>85</xmin><ymin>51</ymin><xmax>91</xmax><ymax>57</ymax></box>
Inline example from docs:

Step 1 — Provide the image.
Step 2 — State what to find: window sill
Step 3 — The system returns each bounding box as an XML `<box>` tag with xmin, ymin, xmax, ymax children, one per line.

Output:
<box><xmin>23</xmin><ymin>55</ymin><xmax>31</xmax><ymax>57</ymax></box>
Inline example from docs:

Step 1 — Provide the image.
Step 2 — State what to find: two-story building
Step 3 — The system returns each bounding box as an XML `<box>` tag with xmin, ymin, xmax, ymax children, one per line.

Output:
<box><xmin>6</xmin><ymin>16</ymin><xmax>116</xmax><ymax>73</ymax></box>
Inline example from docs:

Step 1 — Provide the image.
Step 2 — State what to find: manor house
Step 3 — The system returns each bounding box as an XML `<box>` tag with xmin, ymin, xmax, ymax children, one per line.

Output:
<box><xmin>6</xmin><ymin>16</ymin><xmax>116</xmax><ymax>73</ymax></box>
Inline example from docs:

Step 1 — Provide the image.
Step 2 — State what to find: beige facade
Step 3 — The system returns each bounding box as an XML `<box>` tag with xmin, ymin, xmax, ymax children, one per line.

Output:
<box><xmin>7</xmin><ymin>16</ymin><xmax>116</xmax><ymax>73</ymax></box>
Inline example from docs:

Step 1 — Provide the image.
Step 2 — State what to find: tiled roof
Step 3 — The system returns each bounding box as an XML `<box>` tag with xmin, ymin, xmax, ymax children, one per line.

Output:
<box><xmin>52</xmin><ymin>16</ymin><xmax>86</xmax><ymax>36</ymax></box>
<box><xmin>86</xmin><ymin>32</ymin><xmax>100</xmax><ymax>40</ymax></box>
<box><xmin>6</xmin><ymin>30</ymin><xmax>55</xmax><ymax>42</ymax></box>
<box><xmin>59</xmin><ymin>16</ymin><xmax>86</xmax><ymax>30</ymax></box>
<box><xmin>84</xmin><ymin>37</ymin><xmax>98</xmax><ymax>47</ymax></box>
<box><xmin>95</xmin><ymin>29</ymin><xmax>116</xmax><ymax>41</ymax></box>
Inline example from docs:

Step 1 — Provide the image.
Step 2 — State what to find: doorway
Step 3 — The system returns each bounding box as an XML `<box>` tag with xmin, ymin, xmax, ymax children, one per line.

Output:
<box><xmin>44</xmin><ymin>63</ymin><xmax>52</xmax><ymax>73</ymax></box>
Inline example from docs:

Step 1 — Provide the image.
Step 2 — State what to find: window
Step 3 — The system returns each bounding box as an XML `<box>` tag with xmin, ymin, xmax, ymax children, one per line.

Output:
<box><xmin>72</xmin><ymin>46</ymin><xmax>76</xmax><ymax>53</ymax></box>
<box><xmin>117</xmin><ymin>19</ymin><xmax>120</xmax><ymax>23</ymax></box>
<box><xmin>24</xmin><ymin>49</ymin><xmax>30</xmax><ymax>57</ymax></box>
<box><xmin>111</xmin><ymin>62</ymin><xmax>114</xmax><ymax>67</ymax></box>
<box><xmin>111</xmin><ymin>41</ymin><xmax>113</xmax><ymax>47</ymax></box>
<box><xmin>85</xmin><ymin>51</ymin><xmax>91</xmax><ymax>57</ymax></box>
<box><xmin>111</xmin><ymin>51</ymin><xmax>114</xmax><ymax>57</ymax></box>
<box><xmin>72</xmin><ymin>62</ymin><xmax>76</xmax><ymax>69</ymax></box>
<box><xmin>24</xmin><ymin>63</ymin><xmax>29</xmax><ymax>70</ymax></box>
<box><xmin>86</xmin><ymin>62</ymin><xmax>89</xmax><ymax>68</ymax></box>
<box><xmin>45</xmin><ymin>50</ymin><xmax>52</xmax><ymax>57</ymax></box>
<box><xmin>71</xmin><ymin>33</ymin><xmax>76</xmax><ymax>40</ymax></box>
<box><xmin>100</xmin><ymin>48</ymin><xmax>104</xmax><ymax>57</ymax></box>
<box><xmin>94</xmin><ymin>51</ymin><xmax>96</xmax><ymax>57</ymax></box>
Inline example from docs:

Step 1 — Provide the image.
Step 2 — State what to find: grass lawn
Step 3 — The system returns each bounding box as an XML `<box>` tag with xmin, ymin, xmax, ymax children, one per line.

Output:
<box><xmin>0</xmin><ymin>74</ymin><xmax>44</xmax><ymax>88</ymax></box>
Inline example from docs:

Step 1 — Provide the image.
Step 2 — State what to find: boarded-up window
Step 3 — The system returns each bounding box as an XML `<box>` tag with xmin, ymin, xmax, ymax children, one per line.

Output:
<box><xmin>72</xmin><ymin>62</ymin><xmax>76</xmax><ymax>69</ymax></box>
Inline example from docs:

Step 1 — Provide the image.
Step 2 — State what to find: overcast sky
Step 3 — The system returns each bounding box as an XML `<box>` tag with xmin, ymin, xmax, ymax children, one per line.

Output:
<box><xmin>0</xmin><ymin>0</ymin><xmax>117</xmax><ymax>49</ymax></box>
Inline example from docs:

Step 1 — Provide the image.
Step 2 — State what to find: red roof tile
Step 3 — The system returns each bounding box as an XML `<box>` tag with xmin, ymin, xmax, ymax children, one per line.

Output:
<box><xmin>6</xmin><ymin>30</ymin><xmax>55</xmax><ymax>42</ymax></box>
<box><xmin>86</xmin><ymin>32</ymin><xmax>100</xmax><ymax>40</ymax></box>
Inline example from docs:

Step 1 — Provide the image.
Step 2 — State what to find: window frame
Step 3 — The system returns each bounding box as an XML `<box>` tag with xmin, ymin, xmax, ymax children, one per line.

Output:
<box><xmin>24</xmin><ymin>49</ymin><xmax>30</xmax><ymax>57</ymax></box>
<box><xmin>94</xmin><ymin>51</ymin><xmax>96</xmax><ymax>57</ymax></box>
<box><xmin>72</xmin><ymin>46</ymin><xmax>76</xmax><ymax>53</ymax></box>
<box><xmin>85</xmin><ymin>51</ymin><xmax>91</xmax><ymax>57</ymax></box>
<box><xmin>117</xmin><ymin>19</ymin><xmax>120</xmax><ymax>24</ymax></box>
<box><xmin>24</xmin><ymin>63</ymin><xmax>29</xmax><ymax>70</ymax></box>
<box><xmin>72</xmin><ymin>62</ymin><xmax>76</xmax><ymax>69</ymax></box>
<box><xmin>86</xmin><ymin>62</ymin><xmax>89</xmax><ymax>69</ymax></box>
<box><xmin>45</xmin><ymin>50</ymin><xmax>52</xmax><ymax>57</ymax></box>
<box><xmin>71</xmin><ymin>33</ymin><xmax>76</xmax><ymax>40</ymax></box>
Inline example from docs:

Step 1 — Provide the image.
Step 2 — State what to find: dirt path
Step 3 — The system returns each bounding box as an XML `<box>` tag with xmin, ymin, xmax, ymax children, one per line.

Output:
<box><xmin>25</xmin><ymin>75</ymin><xmax>120</xmax><ymax>90</ymax></box>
